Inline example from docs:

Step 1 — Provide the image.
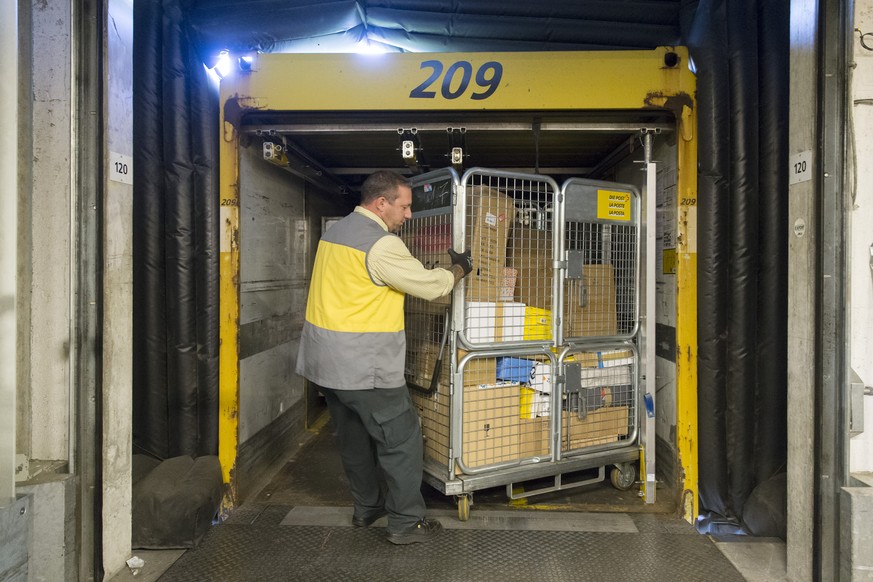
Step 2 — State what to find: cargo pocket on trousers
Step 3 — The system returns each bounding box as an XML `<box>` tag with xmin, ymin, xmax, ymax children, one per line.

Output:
<box><xmin>372</xmin><ymin>401</ymin><xmax>418</xmax><ymax>449</ymax></box>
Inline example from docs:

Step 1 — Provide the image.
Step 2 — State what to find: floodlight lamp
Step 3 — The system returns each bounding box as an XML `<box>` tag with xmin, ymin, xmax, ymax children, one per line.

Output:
<box><xmin>355</xmin><ymin>39</ymin><xmax>387</xmax><ymax>55</ymax></box>
<box><xmin>213</xmin><ymin>50</ymin><xmax>233</xmax><ymax>78</ymax></box>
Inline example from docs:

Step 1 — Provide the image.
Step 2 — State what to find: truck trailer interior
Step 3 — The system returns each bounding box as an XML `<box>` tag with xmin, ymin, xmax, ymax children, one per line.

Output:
<box><xmin>215</xmin><ymin>49</ymin><xmax>697</xmax><ymax>522</ymax></box>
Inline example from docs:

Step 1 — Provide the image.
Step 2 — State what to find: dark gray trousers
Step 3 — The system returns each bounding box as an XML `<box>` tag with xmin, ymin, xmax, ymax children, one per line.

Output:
<box><xmin>317</xmin><ymin>385</ymin><xmax>425</xmax><ymax>533</ymax></box>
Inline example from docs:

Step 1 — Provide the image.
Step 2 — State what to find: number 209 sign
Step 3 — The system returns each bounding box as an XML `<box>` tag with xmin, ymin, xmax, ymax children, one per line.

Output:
<box><xmin>409</xmin><ymin>60</ymin><xmax>503</xmax><ymax>101</ymax></box>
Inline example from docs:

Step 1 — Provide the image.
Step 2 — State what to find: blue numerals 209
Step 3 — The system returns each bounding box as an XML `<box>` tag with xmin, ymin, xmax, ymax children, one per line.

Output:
<box><xmin>409</xmin><ymin>60</ymin><xmax>503</xmax><ymax>100</ymax></box>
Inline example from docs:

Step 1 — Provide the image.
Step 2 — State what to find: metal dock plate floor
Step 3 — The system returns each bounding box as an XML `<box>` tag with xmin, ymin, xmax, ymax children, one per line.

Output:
<box><xmin>158</xmin><ymin>506</ymin><xmax>746</xmax><ymax>582</ymax></box>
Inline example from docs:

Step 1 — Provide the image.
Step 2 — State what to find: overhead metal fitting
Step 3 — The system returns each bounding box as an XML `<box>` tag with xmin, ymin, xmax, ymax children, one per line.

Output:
<box><xmin>398</xmin><ymin>128</ymin><xmax>422</xmax><ymax>172</ymax></box>
<box><xmin>446</xmin><ymin>127</ymin><xmax>467</xmax><ymax>171</ymax></box>
<box><xmin>643</xmin><ymin>132</ymin><xmax>653</xmax><ymax>165</ymax></box>
<box><xmin>635</xmin><ymin>128</ymin><xmax>658</xmax><ymax>166</ymax></box>
<box><xmin>262</xmin><ymin>140</ymin><xmax>288</xmax><ymax>167</ymax></box>
<box><xmin>401</xmin><ymin>140</ymin><xmax>416</xmax><ymax>162</ymax></box>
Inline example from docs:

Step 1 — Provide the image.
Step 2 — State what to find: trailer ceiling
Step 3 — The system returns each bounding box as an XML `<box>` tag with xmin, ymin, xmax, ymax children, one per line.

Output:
<box><xmin>242</xmin><ymin>110</ymin><xmax>676</xmax><ymax>193</ymax></box>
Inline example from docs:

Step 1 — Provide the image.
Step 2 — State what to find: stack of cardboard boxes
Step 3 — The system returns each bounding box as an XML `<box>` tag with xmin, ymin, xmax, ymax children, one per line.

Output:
<box><xmin>497</xmin><ymin>349</ymin><xmax>632</xmax><ymax>457</ymax></box>
<box><xmin>520</xmin><ymin>406</ymin><xmax>630</xmax><ymax>457</ymax></box>
<box><xmin>508</xmin><ymin>226</ymin><xmax>618</xmax><ymax>338</ymax></box>
<box><xmin>408</xmin><ymin>184</ymin><xmax>628</xmax><ymax>471</ymax></box>
<box><xmin>563</xmin><ymin>264</ymin><xmax>618</xmax><ymax>338</ymax></box>
<box><xmin>414</xmin><ymin>357</ymin><xmax>523</xmax><ymax>471</ymax></box>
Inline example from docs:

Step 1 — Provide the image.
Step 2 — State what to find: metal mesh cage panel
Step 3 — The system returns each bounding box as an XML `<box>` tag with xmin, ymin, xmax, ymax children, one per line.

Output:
<box><xmin>456</xmin><ymin>353</ymin><xmax>557</xmax><ymax>472</ymax></box>
<box><xmin>559</xmin><ymin>347</ymin><xmax>637</xmax><ymax>455</ymax></box>
<box><xmin>563</xmin><ymin>221</ymin><xmax>638</xmax><ymax>339</ymax></box>
<box><xmin>401</xmin><ymin>209</ymin><xmax>452</xmax><ymax>392</ymax></box>
<box><xmin>461</xmin><ymin>171</ymin><xmax>557</xmax><ymax>347</ymax></box>
<box><xmin>401</xmin><ymin>169</ymin><xmax>640</xmax><ymax>491</ymax></box>
<box><xmin>412</xmin><ymin>382</ymin><xmax>451</xmax><ymax>468</ymax></box>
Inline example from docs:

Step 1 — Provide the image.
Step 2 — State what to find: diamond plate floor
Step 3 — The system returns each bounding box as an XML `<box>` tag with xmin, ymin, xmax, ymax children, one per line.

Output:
<box><xmin>158</xmin><ymin>508</ymin><xmax>747</xmax><ymax>582</ymax></box>
<box><xmin>150</xmin><ymin>416</ymin><xmax>765</xmax><ymax>581</ymax></box>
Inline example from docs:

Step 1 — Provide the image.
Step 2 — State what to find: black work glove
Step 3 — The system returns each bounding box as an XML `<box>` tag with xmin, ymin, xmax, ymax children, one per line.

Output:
<box><xmin>447</xmin><ymin>248</ymin><xmax>473</xmax><ymax>277</ymax></box>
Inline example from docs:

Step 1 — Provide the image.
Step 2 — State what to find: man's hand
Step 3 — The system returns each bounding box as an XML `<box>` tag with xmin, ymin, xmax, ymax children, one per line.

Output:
<box><xmin>447</xmin><ymin>248</ymin><xmax>473</xmax><ymax>278</ymax></box>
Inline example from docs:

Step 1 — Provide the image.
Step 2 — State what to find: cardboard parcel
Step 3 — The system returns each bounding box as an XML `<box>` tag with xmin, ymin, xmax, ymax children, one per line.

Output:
<box><xmin>414</xmin><ymin>379</ymin><xmax>523</xmax><ymax>472</ymax></box>
<box><xmin>412</xmin><ymin>351</ymin><xmax>503</xmax><ymax>471</ymax></box>
<box><xmin>507</xmin><ymin>228</ymin><xmax>618</xmax><ymax>338</ymax></box>
<box><xmin>520</xmin><ymin>405</ymin><xmax>630</xmax><ymax>456</ymax></box>
<box><xmin>464</xmin><ymin>184</ymin><xmax>516</xmax><ymax>302</ymax></box>
<box><xmin>407</xmin><ymin>184</ymin><xmax>515</xmax><ymax>306</ymax></box>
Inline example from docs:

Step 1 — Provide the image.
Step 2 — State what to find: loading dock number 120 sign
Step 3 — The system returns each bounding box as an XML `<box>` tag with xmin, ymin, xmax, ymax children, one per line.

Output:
<box><xmin>597</xmin><ymin>190</ymin><xmax>632</xmax><ymax>221</ymax></box>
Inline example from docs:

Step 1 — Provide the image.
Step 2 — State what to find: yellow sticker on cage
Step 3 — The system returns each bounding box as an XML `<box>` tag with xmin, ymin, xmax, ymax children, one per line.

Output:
<box><xmin>597</xmin><ymin>190</ymin><xmax>631</xmax><ymax>221</ymax></box>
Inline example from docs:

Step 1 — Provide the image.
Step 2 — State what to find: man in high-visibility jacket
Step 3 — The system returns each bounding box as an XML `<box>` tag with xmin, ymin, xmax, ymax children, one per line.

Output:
<box><xmin>296</xmin><ymin>170</ymin><xmax>472</xmax><ymax>545</ymax></box>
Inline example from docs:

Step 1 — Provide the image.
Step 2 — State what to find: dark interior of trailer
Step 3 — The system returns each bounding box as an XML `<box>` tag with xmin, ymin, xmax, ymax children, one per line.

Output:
<box><xmin>232</xmin><ymin>104</ymin><xmax>676</xmax><ymax>520</ymax></box>
<box><xmin>239</xmin><ymin>109</ymin><xmax>677</xmax><ymax>196</ymax></box>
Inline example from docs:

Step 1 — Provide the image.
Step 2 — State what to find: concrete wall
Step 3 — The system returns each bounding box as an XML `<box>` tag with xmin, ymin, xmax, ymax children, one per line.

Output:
<box><xmin>0</xmin><ymin>495</ymin><xmax>32</xmax><ymax>581</ymax></box>
<box><xmin>787</xmin><ymin>0</ymin><xmax>818</xmax><ymax>578</ymax></box>
<box><xmin>2</xmin><ymin>0</ymin><xmax>22</xmax><ymax>507</ymax></box>
<box><xmin>22</xmin><ymin>0</ymin><xmax>73</xmax><ymax>464</ymax></box>
<box><xmin>17</xmin><ymin>474</ymin><xmax>76</xmax><ymax>582</ymax></box>
<box><xmin>102</xmin><ymin>0</ymin><xmax>134</xmax><ymax>577</ymax></box>
<box><xmin>850</xmin><ymin>0</ymin><xmax>873</xmax><ymax>474</ymax></box>
<box><xmin>840</xmin><ymin>486</ymin><xmax>873</xmax><ymax>580</ymax></box>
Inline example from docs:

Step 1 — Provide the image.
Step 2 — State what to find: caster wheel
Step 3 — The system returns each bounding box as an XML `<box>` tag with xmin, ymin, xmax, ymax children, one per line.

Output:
<box><xmin>457</xmin><ymin>494</ymin><xmax>471</xmax><ymax>521</ymax></box>
<box><xmin>610</xmin><ymin>463</ymin><xmax>636</xmax><ymax>491</ymax></box>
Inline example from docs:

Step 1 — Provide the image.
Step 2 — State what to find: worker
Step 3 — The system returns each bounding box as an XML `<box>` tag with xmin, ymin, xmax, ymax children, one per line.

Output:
<box><xmin>296</xmin><ymin>170</ymin><xmax>473</xmax><ymax>545</ymax></box>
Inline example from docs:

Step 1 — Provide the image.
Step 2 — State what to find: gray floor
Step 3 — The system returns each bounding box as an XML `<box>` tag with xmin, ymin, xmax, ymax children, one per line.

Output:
<box><xmin>111</xmin><ymin>418</ymin><xmax>788</xmax><ymax>581</ymax></box>
<box><xmin>114</xmin><ymin>512</ymin><xmax>787</xmax><ymax>582</ymax></box>
<box><xmin>156</xmin><ymin>507</ymin><xmax>748</xmax><ymax>582</ymax></box>
<box><xmin>714</xmin><ymin>536</ymin><xmax>790</xmax><ymax>582</ymax></box>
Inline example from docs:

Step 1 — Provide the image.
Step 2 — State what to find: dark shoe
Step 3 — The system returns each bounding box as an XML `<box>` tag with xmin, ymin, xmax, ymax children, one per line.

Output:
<box><xmin>386</xmin><ymin>517</ymin><xmax>443</xmax><ymax>545</ymax></box>
<box><xmin>352</xmin><ymin>508</ymin><xmax>387</xmax><ymax>528</ymax></box>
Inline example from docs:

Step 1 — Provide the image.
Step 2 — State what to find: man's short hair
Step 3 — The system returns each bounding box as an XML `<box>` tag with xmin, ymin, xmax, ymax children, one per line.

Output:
<box><xmin>360</xmin><ymin>170</ymin><xmax>411</xmax><ymax>205</ymax></box>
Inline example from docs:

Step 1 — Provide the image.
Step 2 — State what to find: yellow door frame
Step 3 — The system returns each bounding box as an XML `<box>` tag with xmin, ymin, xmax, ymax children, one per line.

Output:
<box><xmin>218</xmin><ymin>47</ymin><xmax>698</xmax><ymax>519</ymax></box>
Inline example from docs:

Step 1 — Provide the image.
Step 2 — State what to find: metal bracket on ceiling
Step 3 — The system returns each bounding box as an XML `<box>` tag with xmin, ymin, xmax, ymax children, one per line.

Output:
<box><xmin>398</xmin><ymin>128</ymin><xmax>423</xmax><ymax>174</ymax></box>
<box><xmin>636</xmin><ymin>128</ymin><xmax>661</xmax><ymax>166</ymax></box>
<box><xmin>446</xmin><ymin>127</ymin><xmax>467</xmax><ymax>171</ymax></box>
<box><xmin>261</xmin><ymin>136</ymin><xmax>289</xmax><ymax>168</ymax></box>
<box><xmin>257</xmin><ymin>130</ymin><xmax>350</xmax><ymax>199</ymax></box>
